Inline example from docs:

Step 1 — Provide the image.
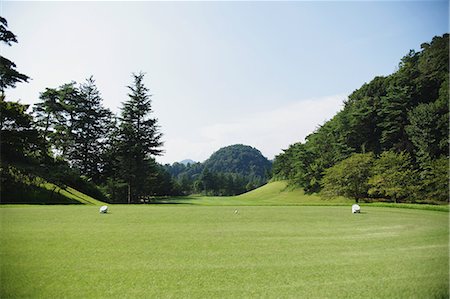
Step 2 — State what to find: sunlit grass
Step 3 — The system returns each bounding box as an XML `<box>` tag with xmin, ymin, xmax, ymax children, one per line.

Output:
<box><xmin>162</xmin><ymin>181</ymin><xmax>449</xmax><ymax>212</ymax></box>
<box><xmin>1</xmin><ymin>204</ymin><xmax>448</xmax><ymax>298</ymax></box>
<box><xmin>163</xmin><ymin>181</ymin><xmax>350</xmax><ymax>206</ymax></box>
<box><xmin>40</xmin><ymin>183</ymin><xmax>104</xmax><ymax>205</ymax></box>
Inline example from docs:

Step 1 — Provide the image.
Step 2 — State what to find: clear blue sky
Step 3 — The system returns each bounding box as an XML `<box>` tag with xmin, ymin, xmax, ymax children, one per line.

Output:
<box><xmin>2</xmin><ymin>1</ymin><xmax>448</xmax><ymax>164</ymax></box>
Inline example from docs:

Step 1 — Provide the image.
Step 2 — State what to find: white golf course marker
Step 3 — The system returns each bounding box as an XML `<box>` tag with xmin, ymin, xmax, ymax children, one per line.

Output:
<box><xmin>352</xmin><ymin>204</ymin><xmax>361</xmax><ymax>214</ymax></box>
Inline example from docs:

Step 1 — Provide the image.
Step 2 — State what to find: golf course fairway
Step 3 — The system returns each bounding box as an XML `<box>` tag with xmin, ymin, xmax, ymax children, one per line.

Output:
<box><xmin>1</xmin><ymin>205</ymin><xmax>448</xmax><ymax>298</ymax></box>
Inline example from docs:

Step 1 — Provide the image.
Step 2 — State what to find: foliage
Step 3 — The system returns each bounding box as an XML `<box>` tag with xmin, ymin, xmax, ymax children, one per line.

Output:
<box><xmin>406</xmin><ymin>77</ymin><xmax>449</xmax><ymax>166</ymax></box>
<box><xmin>0</xmin><ymin>17</ymin><xmax>29</xmax><ymax>95</ymax></box>
<box><xmin>0</xmin><ymin>18</ymin><xmax>176</xmax><ymax>204</ymax></box>
<box><xmin>68</xmin><ymin>77</ymin><xmax>113</xmax><ymax>182</ymax></box>
<box><xmin>273</xmin><ymin>33</ymin><xmax>449</xmax><ymax>203</ymax></box>
<box><xmin>321</xmin><ymin>153</ymin><xmax>374</xmax><ymax>202</ymax></box>
<box><xmin>203</xmin><ymin>144</ymin><xmax>271</xmax><ymax>178</ymax></box>
<box><xmin>107</xmin><ymin>73</ymin><xmax>165</xmax><ymax>203</ymax></box>
<box><xmin>0</xmin><ymin>100</ymin><xmax>46</xmax><ymax>163</ymax></box>
<box><xmin>165</xmin><ymin>144</ymin><xmax>272</xmax><ymax>196</ymax></box>
<box><xmin>418</xmin><ymin>156</ymin><xmax>449</xmax><ymax>202</ymax></box>
<box><xmin>368</xmin><ymin>151</ymin><xmax>419</xmax><ymax>203</ymax></box>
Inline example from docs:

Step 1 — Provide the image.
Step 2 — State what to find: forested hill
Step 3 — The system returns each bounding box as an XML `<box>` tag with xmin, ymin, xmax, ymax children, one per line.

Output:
<box><xmin>203</xmin><ymin>144</ymin><xmax>272</xmax><ymax>178</ymax></box>
<box><xmin>273</xmin><ymin>33</ymin><xmax>448</xmax><ymax>203</ymax></box>
<box><xmin>165</xmin><ymin>144</ymin><xmax>272</xmax><ymax>196</ymax></box>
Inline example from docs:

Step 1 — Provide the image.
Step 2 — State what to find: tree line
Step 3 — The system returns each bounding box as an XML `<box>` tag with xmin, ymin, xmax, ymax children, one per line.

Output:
<box><xmin>164</xmin><ymin>144</ymin><xmax>272</xmax><ymax>196</ymax></box>
<box><xmin>1</xmin><ymin>16</ymin><xmax>447</xmax><ymax>204</ymax></box>
<box><xmin>1</xmin><ymin>17</ymin><xmax>179</xmax><ymax>203</ymax></box>
<box><xmin>1</xmin><ymin>17</ymin><xmax>271</xmax><ymax>203</ymax></box>
<box><xmin>273</xmin><ymin>34</ymin><xmax>449</xmax><ymax>203</ymax></box>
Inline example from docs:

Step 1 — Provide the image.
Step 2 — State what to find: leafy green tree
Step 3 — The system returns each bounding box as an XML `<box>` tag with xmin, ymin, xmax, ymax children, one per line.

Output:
<box><xmin>115</xmin><ymin>72</ymin><xmax>163</xmax><ymax>203</ymax></box>
<box><xmin>198</xmin><ymin>167</ymin><xmax>215</xmax><ymax>195</ymax></box>
<box><xmin>418</xmin><ymin>157</ymin><xmax>448</xmax><ymax>202</ymax></box>
<box><xmin>406</xmin><ymin>77</ymin><xmax>449</xmax><ymax>165</ymax></box>
<box><xmin>0</xmin><ymin>17</ymin><xmax>29</xmax><ymax>96</ymax></box>
<box><xmin>33</xmin><ymin>88</ymin><xmax>62</xmax><ymax>140</ymax></box>
<box><xmin>321</xmin><ymin>153</ymin><xmax>374</xmax><ymax>203</ymax></box>
<box><xmin>368</xmin><ymin>151</ymin><xmax>418</xmax><ymax>203</ymax></box>
<box><xmin>32</xmin><ymin>83</ymin><xmax>79</xmax><ymax>159</ymax></box>
<box><xmin>0</xmin><ymin>100</ymin><xmax>44</xmax><ymax>162</ymax></box>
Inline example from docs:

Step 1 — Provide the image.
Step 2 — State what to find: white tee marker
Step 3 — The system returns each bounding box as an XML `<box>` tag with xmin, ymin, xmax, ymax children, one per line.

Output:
<box><xmin>352</xmin><ymin>204</ymin><xmax>361</xmax><ymax>214</ymax></box>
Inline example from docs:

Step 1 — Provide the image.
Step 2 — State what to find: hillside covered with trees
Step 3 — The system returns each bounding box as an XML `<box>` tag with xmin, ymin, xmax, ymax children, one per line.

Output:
<box><xmin>273</xmin><ymin>34</ymin><xmax>448</xmax><ymax>203</ymax></box>
<box><xmin>165</xmin><ymin>144</ymin><xmax>272</xmax><ymax>196</ymax></box>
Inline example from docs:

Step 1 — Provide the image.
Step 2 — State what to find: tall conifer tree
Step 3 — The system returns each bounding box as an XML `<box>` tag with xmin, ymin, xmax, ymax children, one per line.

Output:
<box><xmin>69</xmin><ymin>77</ymin><xmax>113</xmax><ymax>181</ymax></box>
<box><xmin>116</xmin><ymin>72</ymin><xmax>163</xmax><ymax>203</ymax></box>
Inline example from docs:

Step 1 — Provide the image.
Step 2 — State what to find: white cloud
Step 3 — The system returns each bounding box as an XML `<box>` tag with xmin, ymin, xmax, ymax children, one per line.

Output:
<box><xmin>156</xmin><ymin>94</ymin><xmax>345</xmax><ymax>164</ymax></box>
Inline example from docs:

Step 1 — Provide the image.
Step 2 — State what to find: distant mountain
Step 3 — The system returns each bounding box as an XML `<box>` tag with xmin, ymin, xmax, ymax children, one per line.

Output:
<box><xmin>179</xmin><ymin>159</ymin><xmax>196</xmax><ymax>166</ymax></box>
<box><xmin>203</xmin><ymin>144</ymin><xmax>272</xmax><ymax>178</ymax></box>
<box><xmin>165</xmin><ymin>144</ymin><xmax>273</xmax><ymax>196</ymax></box>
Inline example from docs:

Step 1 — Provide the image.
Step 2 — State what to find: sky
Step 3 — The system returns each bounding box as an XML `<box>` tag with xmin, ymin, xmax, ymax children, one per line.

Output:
<box><xmin>1</xmin><ymin>1</ymin><xmax>448</xmax><ymax>164</ymax></box>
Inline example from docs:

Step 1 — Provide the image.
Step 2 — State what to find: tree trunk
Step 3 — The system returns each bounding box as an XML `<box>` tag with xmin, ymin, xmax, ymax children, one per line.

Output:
<box><xmin>127</xmin><ymin>182</ymin><xmax>131</xmax><ymax>204</ymax></box>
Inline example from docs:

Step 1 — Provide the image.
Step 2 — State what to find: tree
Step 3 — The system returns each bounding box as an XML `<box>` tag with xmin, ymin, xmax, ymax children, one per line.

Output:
<box><xmin>378</xmin><ymin>84</ymin><xmax>413</xmax><ymax>153</ymax></box>
<box><xmin>115</xmin><ymin>72</ymin><xmax>163</xmax><ymax>203</ymax></box>
<box><xmin>33</xmin><ymin>88</ymin><xmax>62</xmax><ymax>141</ymax></box>
<box><xmin>418</xmin><ymin>157</ymin><xmax>448</xmax><ymax>202</ymax></box>
<box><xmin>32</xmin><ymin>83</ymin><xmax>79</xmax><ymax>159</ymax></box>
<box><xmin>346</xmin><ymin>76</ymin><xmax>388</xmax><ymax>154</ymax></box>
<box><xmin>321</xmin><ymin>153</ymin><xmax>374</xmax><ymax>203</ymax></box>
<box><xmin>406</xmin><ymin>77</ymin><xmax>449</xmax><ymax>166</ymax></box>
<box><xmin>0</xmin><ymin>100</ymin><xmax>44</xmax><ymax>162</ymax></box>
<box><xmin>69</xmin><ymin>77</ymin><xmax>113</xmax><ymax>182</ymax></box>
<box><xmin>300</xmin><ymin>113</ymin><xmax>353</xmax><ymax>193</ymax></box>
<box><xmin>0</xmin><ymin>17</ymin><xmax>29</xmax><ymax>96</ymax></box>
<box><xmin>368</xmin><ymin>151</ymin><xmax>418</xmax><ymax>203</ymax></box>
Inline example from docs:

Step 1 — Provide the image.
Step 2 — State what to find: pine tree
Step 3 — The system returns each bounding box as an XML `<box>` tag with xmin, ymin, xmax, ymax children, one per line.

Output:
<box><xmin>116</xmin><ymin>72</ymin><xmax>163</xmax><ymax>203</ymax></box>
<box><xmin>69</xmin><ymin>77</ymin><xmax>113</xmax><ymax>182</ymax></box>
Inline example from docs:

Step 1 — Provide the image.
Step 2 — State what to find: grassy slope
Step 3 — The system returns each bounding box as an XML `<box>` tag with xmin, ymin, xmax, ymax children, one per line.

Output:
<box><xmin>163</xmin><ymin>181</ymin><xmax>350</xmax><ymax>206</ymax></box>
<box><xmin>1</xmin><ymin>204</ymin><xmax>448</xmax><ymax>298</ymax></box>
<box><xmin>44</xmin><ymin>184</ymin><xmax>104</xmax><ymax>205</ymax></box>
<box><xmin>164</xmin><ymin>181</ymin><xmax>449</xmax><ymax>212</ymax></box>
<box><xmin>7</xmin><ymin>182</ymin><xmax>105</xmax><ymax>205</ymax></box>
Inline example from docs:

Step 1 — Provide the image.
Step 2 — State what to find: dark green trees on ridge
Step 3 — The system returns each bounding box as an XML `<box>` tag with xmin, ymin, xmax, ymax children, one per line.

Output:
<box><xmin>273</xmin><ymin>33</ymin><xmax>449</xmax><ymax>203</ymax></box>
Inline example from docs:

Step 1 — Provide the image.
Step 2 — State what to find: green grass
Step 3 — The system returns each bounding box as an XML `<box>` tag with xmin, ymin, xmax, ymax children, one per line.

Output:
<box><xmin>1</xmin><ymin>204</ymin><xmax>448</xmax><ymax>298</ymax></box>
<box><xmin>161</xmin><ymin>181</ymin><xmax>351</xmax><ymax>206</ymax></box>
<box><xmin>46</xmin><ymin>184</ymin><xmax>104</xmax><ymax>206</ymax></box>
<box><xmin>161</xmin><ymin>181</ymin><xmax>449</xmax><ymax>212</ymax></box>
